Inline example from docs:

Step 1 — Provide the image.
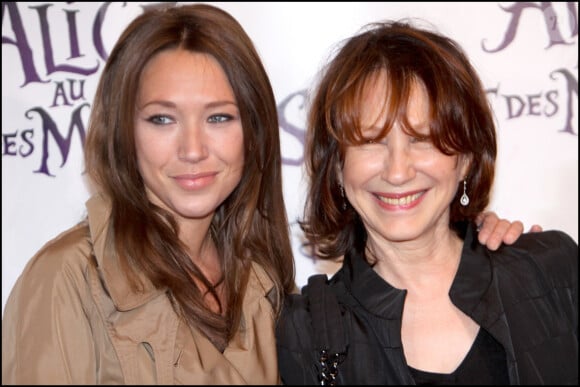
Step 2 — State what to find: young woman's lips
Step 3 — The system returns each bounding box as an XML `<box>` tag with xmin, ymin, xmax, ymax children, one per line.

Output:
<box><xmin>173</xmin><ymin>172</ymin><xmax>217</xmax><ymax>190</ymax></box>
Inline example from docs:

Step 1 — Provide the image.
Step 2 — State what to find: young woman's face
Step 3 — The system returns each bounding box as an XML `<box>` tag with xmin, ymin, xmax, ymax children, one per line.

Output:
<box><xmin>134</xmin><ymin>49</ymin><xmax>244</xmax><ymax>224</ymax></box>
<box><xmin>342</xmin><ymin>76</ymin><xmax>469</xmax><ymax>245</ymax></box>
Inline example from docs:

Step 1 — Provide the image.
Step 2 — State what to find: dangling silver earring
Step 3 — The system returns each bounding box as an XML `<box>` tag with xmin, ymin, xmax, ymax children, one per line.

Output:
<box><xmin>340</xmin><ymin>184</ymin><xmax>347</xmax><ymax>210</ymax></box>
<box><xmin>460</xmin><ymin>179</ymin><xmax>470</xmax><ymax>206</ymax></box>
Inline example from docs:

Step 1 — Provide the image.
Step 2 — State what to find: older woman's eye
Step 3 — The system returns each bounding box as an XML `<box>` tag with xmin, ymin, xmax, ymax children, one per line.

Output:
<box><xmin>410</xmin><ymin>134</ymin><xmax>430</xmax><ymax>143</ymax></box>
<box><xmin>361</xmin><ymin>135</ymin><xmax>379</xmax><ymax>144</ymax></box>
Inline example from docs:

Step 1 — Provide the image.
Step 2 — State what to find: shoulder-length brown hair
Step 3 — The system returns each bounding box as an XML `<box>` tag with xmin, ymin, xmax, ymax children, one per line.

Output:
<box><xmin>84</xmin><ymin>3</ymin><xmax>294</xmax><ymax>344</ymax></box>
<box><xmin>302</xmin><ymin>20</ymin><xmax>497</xmax><ymax>259</ymax></box>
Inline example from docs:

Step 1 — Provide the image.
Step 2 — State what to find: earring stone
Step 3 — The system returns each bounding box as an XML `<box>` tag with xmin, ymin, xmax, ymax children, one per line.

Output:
<box><xmin>460</xmin><ymin>180</ymin><xmax>469</xmax><ymax>206</ymax></box>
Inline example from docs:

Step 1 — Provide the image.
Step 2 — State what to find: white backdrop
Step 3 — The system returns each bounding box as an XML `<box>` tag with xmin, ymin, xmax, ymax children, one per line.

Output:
<box><xmin>3</xmin><ymin>2</ymin><xmax>578</xmax><ymax>314</ymax></box>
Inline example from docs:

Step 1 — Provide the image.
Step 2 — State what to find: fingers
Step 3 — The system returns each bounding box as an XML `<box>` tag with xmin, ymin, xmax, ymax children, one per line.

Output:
<box><xmin>477</xmin><ymin>212</ymin><xmax>501</xmax><ymax>250</ymax></box>
<box><xmin>477</xmin><ymin>212</ymin><xmax>542</xmax><ymax>251</ymax></box>
<box><xmin>477</xmin><ymin>215</ymin><xmax>524</xmax><ymax>251</ymax></box>
<box><xmin>500</xmin><ymin>220</ymin><xmax>524</xmax><ymax>245</ymax></box>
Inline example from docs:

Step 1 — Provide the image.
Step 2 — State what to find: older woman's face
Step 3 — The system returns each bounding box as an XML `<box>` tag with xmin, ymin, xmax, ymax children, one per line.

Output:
<box><xmin>342</xmin><ymin>75</ymin><xmax>469</xmax><ymax>245</ymax></box>
<box><xmin>134</xmin><ymin>49</ymin><xmax>244</xmax><ymax>224</ymax></box>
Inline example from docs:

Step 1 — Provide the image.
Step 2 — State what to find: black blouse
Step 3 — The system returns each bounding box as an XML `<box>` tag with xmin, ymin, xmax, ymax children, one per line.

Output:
<box><xmin>408</xmin><ymin>327</ymin><xmax>509</xmax><ymax>385</ymax></box>
<box><xmin>277</xmin><ymin>225</ymin><xmax>578</xmax><ymax>384</ymax></box>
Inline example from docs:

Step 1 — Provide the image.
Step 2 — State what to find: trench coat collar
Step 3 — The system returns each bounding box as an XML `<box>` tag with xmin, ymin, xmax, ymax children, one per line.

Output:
<box><xmin>86</xmin><ymin>193</ymin><xmax>276</xmax><ymax>313</ymax></box>
<box><xmin>86</xmin><ymin>193</ymin><xmax>165</xmax><ymax>311</ymax></box>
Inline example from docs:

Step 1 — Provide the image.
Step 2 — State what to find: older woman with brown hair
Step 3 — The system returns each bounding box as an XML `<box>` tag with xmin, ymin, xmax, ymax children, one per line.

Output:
<box><xmin>277</xmin><ymin>20</ymin><xmax>577</xmax><ymax>385</ymax></box>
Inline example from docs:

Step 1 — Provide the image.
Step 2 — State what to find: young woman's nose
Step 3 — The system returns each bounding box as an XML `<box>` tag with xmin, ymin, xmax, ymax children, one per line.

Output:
<box><xmin>178</xmin><ymin>123</ymin><xmax>209</xmax><ymax>162</ymax></box>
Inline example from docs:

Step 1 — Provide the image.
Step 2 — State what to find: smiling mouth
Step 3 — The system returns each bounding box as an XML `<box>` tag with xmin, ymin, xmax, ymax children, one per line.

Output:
<box><xmin>377</xmin><ymin>191</ymin><xmax>424</xmax><ymax>206</ymax></box>
<box><xmin>174</xmin><ymin>172</ymin><xmax>217</xmax><ymax>190</ymax></box>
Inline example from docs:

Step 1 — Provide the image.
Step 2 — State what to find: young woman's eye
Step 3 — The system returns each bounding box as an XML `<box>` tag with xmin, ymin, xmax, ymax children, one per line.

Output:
<box><xmin>146</xmin><ymin>115</ymin><xmax>173</xmax><ymax>125</ymax></box>
<box><xmin>208</xmin><ymin>114</ymin><xmax>234</xmax><ymax>123</ymax></box>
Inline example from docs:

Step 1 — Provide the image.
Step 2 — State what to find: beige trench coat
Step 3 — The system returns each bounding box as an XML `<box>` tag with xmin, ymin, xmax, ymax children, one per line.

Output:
<box><xmin>2</xmin><ymin>194</ymin><xmax>280</xmax><ymax>384</ymax></box>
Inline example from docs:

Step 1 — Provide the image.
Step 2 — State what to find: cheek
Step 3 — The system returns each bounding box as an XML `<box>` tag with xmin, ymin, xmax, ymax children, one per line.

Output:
<box><xmin>415</xmin><ymin>154</ymin><xmax>463</xmax><ymax>183</ymax></box>
<box><xmin>343</xmin><ymin>151</ymin><xmax>383</xmax><ymax>185</ymax></box>
<box><xmin>207</xmin><ymin>130</ymin><xmax>245</xmax><ymax>184</ymax></box>
<box><xmin>411</xmin><ymin>147</ymin><xmax>455</xmax><ymax>168</ymax></box>
<box><xmin>222</xmin><ymin>131</ymin><xmax>245</xmax><ymax>167</ymax></box>
<box><xmin>134</xmin><ymin>130</ymin><xmax>170</xmax><ymax>172</ymax></box>
<box><xmin>233</xmin><ymin>134</ymin><xmax>245</xmax><ymax>162</ymax></box>
<box><xmin>230</xmin><ymin>150</ymin><xmax>245</xmax><ymax>177</ymax></box>
<box><xmin>134</xmin><ymin>133</ymin><xmax>148</xmax><ymax>170</ymax></box>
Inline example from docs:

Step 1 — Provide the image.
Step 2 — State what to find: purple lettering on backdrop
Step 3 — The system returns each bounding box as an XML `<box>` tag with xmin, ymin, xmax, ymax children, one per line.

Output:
<box><xmin>25</xmin><ymin>103</ymin><xmax>90</xmax><ymax>176</ymax></box>
<box><xmin>550</xmin><ymin>68</ymin><xmax>578</xmax><ymax>135</ymax></box>
<box><xmin>527</xmin><ymin>94</ymin><xmax>543</xmax><ymax>116</ymax></box>
<box><xmin>278</xmin><ymin>90</ymin><xmax>307</xmax><ymax>166</ymax></box>
<box><xmin>3</xmin><ymin>133</ymin><xmax>18</xmax><ymax>156</ymax></box>
<box><xmin>1</xmin><ymin>130</ymin><xmax>34</xmax><ymax>157</ymax></box>
<box><xmin>487</xmin><ymin>72</ymin><xmax>577</xmax><ymax>136</ymax></box>
<box><xmin>504</xmin><ymin>94</ymin><xmax>526</xmax><ymax>119</ymax></box>
<box><xmin>29</xmin><ymin>4</ymin><xmax>99</xmax><ymax>76</ymax></box>
<box><xmin>92</xmin><ymin>2</ymin><xmax>108</xmax><ymax>60</ymax></box>
<box><xmin>52</xmin><ymin>82</ymin><xmax>72</xmax><ymax>107</ymax></box>
<box><xmin>1</xmin><ymin>2</ymin><xmax>577</xmax><ymax>177</ymax></box>
<box><xmin>1</xmin><ymin>2</ymin><xmax>138</xmax><ymax>176</ymax></box>
<box><xmin>51</xmin><ymin>79</ymin><xmax>86</xmax><ymax>107</ymax></box>
<box><xmin>482</xmin><ymin>2</ymin><xmax>578</xmax><ymax>52</ymax></box>
<box><xmin>93</xmin><ymin>2</ymin><xmax>127</xmax><ymax>61</ymax></box>
<box><xmin>492</xmin><ymin>68</ymin><xmax>577</xmax><ymax>135</ymax></box>
<box><xmin>93</xmin><ymin>2</ymin><xmax>157</xmax><ymax>60</ymax></box>
<box><xmin>479</xmin><ymin>2</ymin><xmax>577</xmax><ymax>137</ymax></box>
<box><xmin>64</xmin><ymin>9</ymin><xmax>81</xmax><ymax>58</ymax></box>
<box><xmin>20</xmin><ymin>129</ymin><xmax>35</xmax><ymax>157</ymax></box>
<box><xmin>1</xmin><ymin>2</ymin><xmax>48</xmax><ymax>86</ymax></box>
<box><xmin>544</xmin><ymin>90</ymin><xmax>559</xmax><ymax>117</ymax></box>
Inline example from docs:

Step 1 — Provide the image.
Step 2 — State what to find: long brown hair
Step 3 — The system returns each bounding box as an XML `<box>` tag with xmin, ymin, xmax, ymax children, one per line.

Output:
<box><xmin>302</xmin><ymin>20</ymin><xmax>497</xmax><ymax>259</ymax></box>
<box><xmin>84</xmin><ymin>3</ymin><xmax>294</xmax><ymax>345</ymax></box>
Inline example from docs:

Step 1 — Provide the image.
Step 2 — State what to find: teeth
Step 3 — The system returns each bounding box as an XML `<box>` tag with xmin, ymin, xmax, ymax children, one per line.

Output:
<box><xmin>378</xmin><ymin>192</ymin><xmax>422</xmax><ymax>206</ymax></box>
